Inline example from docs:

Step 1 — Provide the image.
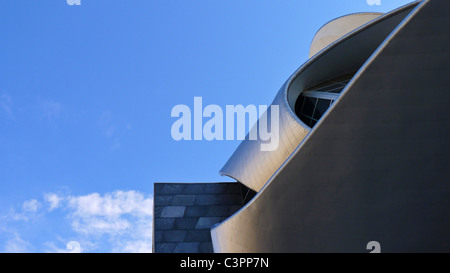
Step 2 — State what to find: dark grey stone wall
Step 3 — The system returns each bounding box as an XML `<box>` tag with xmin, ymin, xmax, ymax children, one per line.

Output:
<box><xmin>153</xmin><ymin>183</ymin><xmax>243</xmax><ymax>253</ymax></box>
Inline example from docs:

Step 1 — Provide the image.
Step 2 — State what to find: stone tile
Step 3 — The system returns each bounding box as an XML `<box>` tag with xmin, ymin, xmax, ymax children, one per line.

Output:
<box><xmin>161</xmin><ymin>206</ymin><xmax>186</xmax><ymax>218</ymax></box>
<box><xmin>154</xmin><ymin>230</ymin><xmax>163</xmax><ymax>243</ymax></box>
<box><xmin>196</xmin><ymin>194</ymin><xmax>242</xmax><ymax>205</ymax></box>
<box><xmin>162</xmin><ymin>230</ymin><xmax>187</xmax><ymax>243</ymax></box>
<box><xmin>184</xmin><ymin>206</ymin><xmax>208</xmax><ymax>217</ymax></box>
<box><xmin>195</xmin><ymin>195</ymin><xmax>219</xmax><ymax>205</ymax></box>
<box><xmin>154</xmin><ymin>183</ymin><xmax>185</xmax><ymax>195</ymax></box>
<box><xmin>183</xmin><ymin>184</ymin><xmax>211</xmax><ymax>195</ymax></box>
<box><xmin>155</xmin><ymin>243</ymin><xmax>176</xmax><ymax>253</ymax></box>
<box><xmin>154</xmin><ymin>183</ymin><xmax>246</xmax><ymax>253</ymax></box>
<box><xmin>206</xmin><ymin>206</ymin><xmax>232</xmax><ymax>217</ymax></box>
<box><xmin>216</xmin><ymin>194</ymin><xmax>242</xmax><ymax>205</ymax></box>
<box><xmin>155</xmin><ymin>218</ymin><xmax>175</xmax><ymax>230</ymax></box>
<box><xmin>154</xmin><ymin>206</ymin><xmax>164</xmax><ymax>218</ymax></box>
<box><xmin>174</xmin><ymin>218</ymin><xmax>198</xmax><ymax>229</ymax></box>
<box><xmin>174</xmin><ymin>242</ymin><xmax>200</xmax><ymax>253</ymax></box>
<box><xmin>195</xmin><ymin>217</ymin><xmax>222</xmax><ymax>229</ymax></box>
<box><xmin>199</xmin><ymin>242</ymin><xmax>214</xmax><ymax>253</ymax></box>
<box><xmin>185</xmin><ymin>229</ymin><xmax>212</xmax><ymax>242</ymax></box>
<box><xmin>154</xmin><ymin>195</ymin><xmax>174</xmax><ymax>206</ymax></box>
<box><xmin>224</xmin><ymin>183</ymin><xmax>241</xmax><ymax>194</ymax></box>
<box><xmin>183</xmin><ymin>183</ymin><xmax>228</xmax><ymax>194</ymax></box>
<box><xmin>172</xmin><ymin>195</ymin><xmax>196</xmax><ymax>206</ymax></box>
<box><xmin>202</xmin><ymin>183</ymin><xmax>228</xmax><ymax>194</ymax></box>
<box><xmin>229</xmin><ymin>205</ymin><xmax>242</xmax><ymax>215</ymax></box>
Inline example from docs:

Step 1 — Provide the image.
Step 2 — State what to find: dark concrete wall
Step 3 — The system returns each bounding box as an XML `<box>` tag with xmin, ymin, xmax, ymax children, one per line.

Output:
<box><xmin>153</xmin><ymin>183</ymin><xmax>242</xmax><ymax>253</ymax></box>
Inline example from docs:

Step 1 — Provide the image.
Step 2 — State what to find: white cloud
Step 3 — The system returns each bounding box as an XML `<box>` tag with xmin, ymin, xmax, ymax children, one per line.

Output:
<box><xmin>2</xmin><ymin>199</ymin><xmax>43</xmax><ymax>222</ymax></box>
<box><xmin>111</xmin><ymin>137</ymin><xmax>121</xmax><ymax>150</ymax></box>
<box><xmin>44</xmin><ymin>242</ymin><xmax>71</xmax><ymax>253</ymax></box>
<box><xmin>43</xmin><ymin>236</ymin><xmax>96</xmax><ymax>253</ymax></box>
<box><xmin>68</xmin><ymin>191</ymin><xmax>152</xmax><ymax>218</ymax></box>
<box><xmin>97</xmin><ymin>111</ymin><xmax>131</xmax><ymax>151</ymax></box>
<box><xmin>22</xmin><ymin>199</ymin><xmax>41</xmax><ymax>213</ymax></box>
<box><xmin>44</xmin><ymin>193</ymin><xmax>63</xmax><ymax>211</ymax></box>
<box><xmin>39</xmin><ymin>99</ymin><xmax>62</xmax><ymax>121</ymax></box>
<box><xmin>105</xmin><ymin>126</ymin><xmax>116</xmax><ymax>138</ymax></box>
<box><xmin>64</xmin><ymin>190</ymin><xmax>153</xmax><ymax>252</ymax></box>
<box><xmin>3</xmin><ymin>232</ymin><xmax>33</xmax><ymax>253</ymax></box>
<box><xmin>118</xmin><ymin>240</ymin><xmax>153</xmax><ymax>253</ymax></box>
<box><xmin>0</xmin><ymin>93</ymin><xmax>14</xmax><ymax>119</ymax></box>
<box><xmin>98</xmin><ymin>110</ymin><xmax>113</xmax><ymax>128</ymax></box>
<box><xmin>2</xmin><ymin>190</ymin><xmax>153</xmax><ymax>253</ymax></box>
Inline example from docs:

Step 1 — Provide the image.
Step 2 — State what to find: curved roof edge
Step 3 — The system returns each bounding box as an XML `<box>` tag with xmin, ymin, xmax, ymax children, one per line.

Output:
<box><xmin>309</xmin><ymin>12</ymin><xmax>384</xmax><ymax>58</ymax></box>
<box><xmin>219</xmin><ymin>0</ymin><xmax>421</xmax><ymax>193</ymax></box>
<box><xmin>213</xmin><ymin>0</ymin><xmax>425</xmax><ymax>252</ymax></box>
<box><xmin>212</xmin><ymin>0</ymin><xmax>443</xmax><ymax>252</ymax></box>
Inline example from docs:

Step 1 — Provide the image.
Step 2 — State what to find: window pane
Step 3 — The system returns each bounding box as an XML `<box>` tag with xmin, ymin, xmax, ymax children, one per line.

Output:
<box><xmin>299</xmin><ymin>114</ymin><xmax>309</xmax><ymax>125</ymax></box>
<box><xmin>302</xmin><ymin>97</ymin><xmax>316</xmax><ymax>117</ymax></box>
<box><xmin>321</xmin><ymin>83</ymin><xmax>344</xmax><ymax>93</ymax></box>
<box><xmin>328</xmin><ymin>86</ymin><xmax>345</xmax><ymax>93</ymax></box>
<box><xmin>313</xmin><ymin>99</ymin><xmax>331</xmax><ymax>120</ymax></box>
<box><xmin>295</xmin><ymin>96</ymin><xmax>305</xmax><ymax>117</ymax></box>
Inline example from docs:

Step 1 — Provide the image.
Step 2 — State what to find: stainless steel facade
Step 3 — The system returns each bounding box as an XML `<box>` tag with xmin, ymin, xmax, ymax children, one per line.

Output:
<box><xmin>213</xmin><ymin>0</ymin><xmax>450</xmax><ymax>252</ymax></box>
<box><xmin>220</xmin><ymin>2</ymin><xmax>417</xmax><ymax>193</ymax></box>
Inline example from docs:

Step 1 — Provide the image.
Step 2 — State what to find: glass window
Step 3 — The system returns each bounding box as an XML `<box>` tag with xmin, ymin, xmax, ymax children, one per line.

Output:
<box><xmin>299</xmin><ymin>113</ymin><xmax>311</xmax><ymax>127</ymax></box>
<box><xmin>295</xmin><ymin>96</ymin><xmax>305</xmax><ymax>117</ymax></box>
<box><xmin>313</xmin><ymin>99</ymin><xmax>331</xmax><ymax>120</ymax></box>
<box><xmin>321</xmin><ymin>83</ymin><xmax>342</xmax><ymax>92</ymax></box>
<box><xmin>302</xmin><ymin>97</ymin><xmax>316</xmax><ymax>117</ymax></box>
<box><xmin>327</xmin><ymin>86</ymin><xmax>345</xmax><ymax>93</ymax></box>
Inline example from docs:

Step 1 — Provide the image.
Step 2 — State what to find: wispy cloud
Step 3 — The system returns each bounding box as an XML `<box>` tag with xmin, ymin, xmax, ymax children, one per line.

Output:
<box><xmin>1</xmin><ymin>190</ymin><xmax>153</xmax><ymax>253</ymax></box>
<box><xmin>0</xmin><ymin>93</ymin><xmax>14</xmax><ymax>120</ymax></box>
<box><xmin>44</xmin><ymin>193</ymin><xmax>63</xmax><ymax>211</ymax></box>
<box><xmin>22</xmin><ymin>199</ymin><xmax>41</xmax><ymax>213</ymax></box>
<box><xmin>111</xmin><ymin>138</ymin><xmax>121</xmax><ymax>150</ymax></box>
<box><xmin>39</xmin><ymin>99</ymin><xmax>62</xmax><ymax>121</ymax></box>
<box><xmin>44</xmin><ymin>239</ymin><xmax>85</xmax><ymax>253</ymax></box>
<box><xmin>65</xmin><ymin>190</ymin><xmax>153</xmax><ymax>253</ymax></box>
<box><xmin>67</xmin><ymin>191</ymin><xmax>152</xmax><ymax>232</ymax></box>
<box><xmin>98</xmin><ymin>111</ymin><xmax>128</xmax><ymax>151</ymax></box>
<box><xmin>4</xmin><ymin>199</ymin><xmax>43</xmax><ymax>222</ymax></box>
<box><xmin>3</xmin><ymin>232</ymin><xmax>33</xmax><ymax>253</ymax></box>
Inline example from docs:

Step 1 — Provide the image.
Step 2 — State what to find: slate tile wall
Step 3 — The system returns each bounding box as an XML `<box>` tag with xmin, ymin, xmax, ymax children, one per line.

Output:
<box><xmin>153</xmin><ymin>182</ymin><xmax>243</xmax><ymax>253</ymax></box>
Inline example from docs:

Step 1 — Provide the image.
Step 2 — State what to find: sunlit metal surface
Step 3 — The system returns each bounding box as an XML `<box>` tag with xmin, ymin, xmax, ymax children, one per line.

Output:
<box><xmin>219</xmin><ymin>86</ymin><xmax>310</xmax><ymax>192</ymax></box>
<box><xmin>309</xmin><ymin>12</ymin><xmax>383</xmax><ymax>58</ymax></box>
<box><xmin>220</xmin><ymin>1</ymin><xmax>418</xmax><ymax>193</ymax></box>
<box><xmin>212</xmin><ymin>0</ymin><xmax>450</xmax><ymax>252</ymax></box>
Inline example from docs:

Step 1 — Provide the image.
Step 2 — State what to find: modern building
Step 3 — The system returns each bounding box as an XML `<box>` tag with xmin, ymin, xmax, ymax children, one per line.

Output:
<box><xmin>154</xmin><ymin>0</ymin><xmax>450</xmax><ymax>253</ymax></box>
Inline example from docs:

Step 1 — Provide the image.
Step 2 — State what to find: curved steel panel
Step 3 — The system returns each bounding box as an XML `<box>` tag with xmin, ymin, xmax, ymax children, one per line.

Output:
<box><xmin>220</xmin><ymin>1</ymin><xmax>418</xmax><ymax>193</ymax></box>
<box><xmin>219</xmin><ymin>85</ymin><xmax>310</xmax><ymax>192</ymax></box>
<box><xmin>212</xmin><ymin>0</ymin><xmax>450</xmax><ymax>252</ymax></box>
<box><xmin>309</xmin><ymin>13</ymin><xmax>383</xmax><ymax>58</ymax></box>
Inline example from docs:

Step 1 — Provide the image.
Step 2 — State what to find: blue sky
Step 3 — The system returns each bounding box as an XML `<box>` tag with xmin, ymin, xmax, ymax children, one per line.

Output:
<box><xmin>0</xmin><ymin>0</ymin><xmax>413</xmax><ymax>252</ymax></box>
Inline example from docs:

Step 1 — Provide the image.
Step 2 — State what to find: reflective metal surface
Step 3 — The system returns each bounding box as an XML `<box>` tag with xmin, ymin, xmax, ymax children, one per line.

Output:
<box><xmin>219</xmin><ymin>86</ymin><xmax>310</xmax><ymax>192</ymax></box>
<box><xmin>213</xmin><ymin>0</ymin><xmax>450</xmax><ymax>252</ymax></box>
<box><xmin>309</xmin><ymin>13</ymin><xmax>383</xmax><ymax>58</ymax></box>
<box><xmin>220</xmin><ymin>0</ymin><xmax>418</xmax><ymax>193</ymax></box>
